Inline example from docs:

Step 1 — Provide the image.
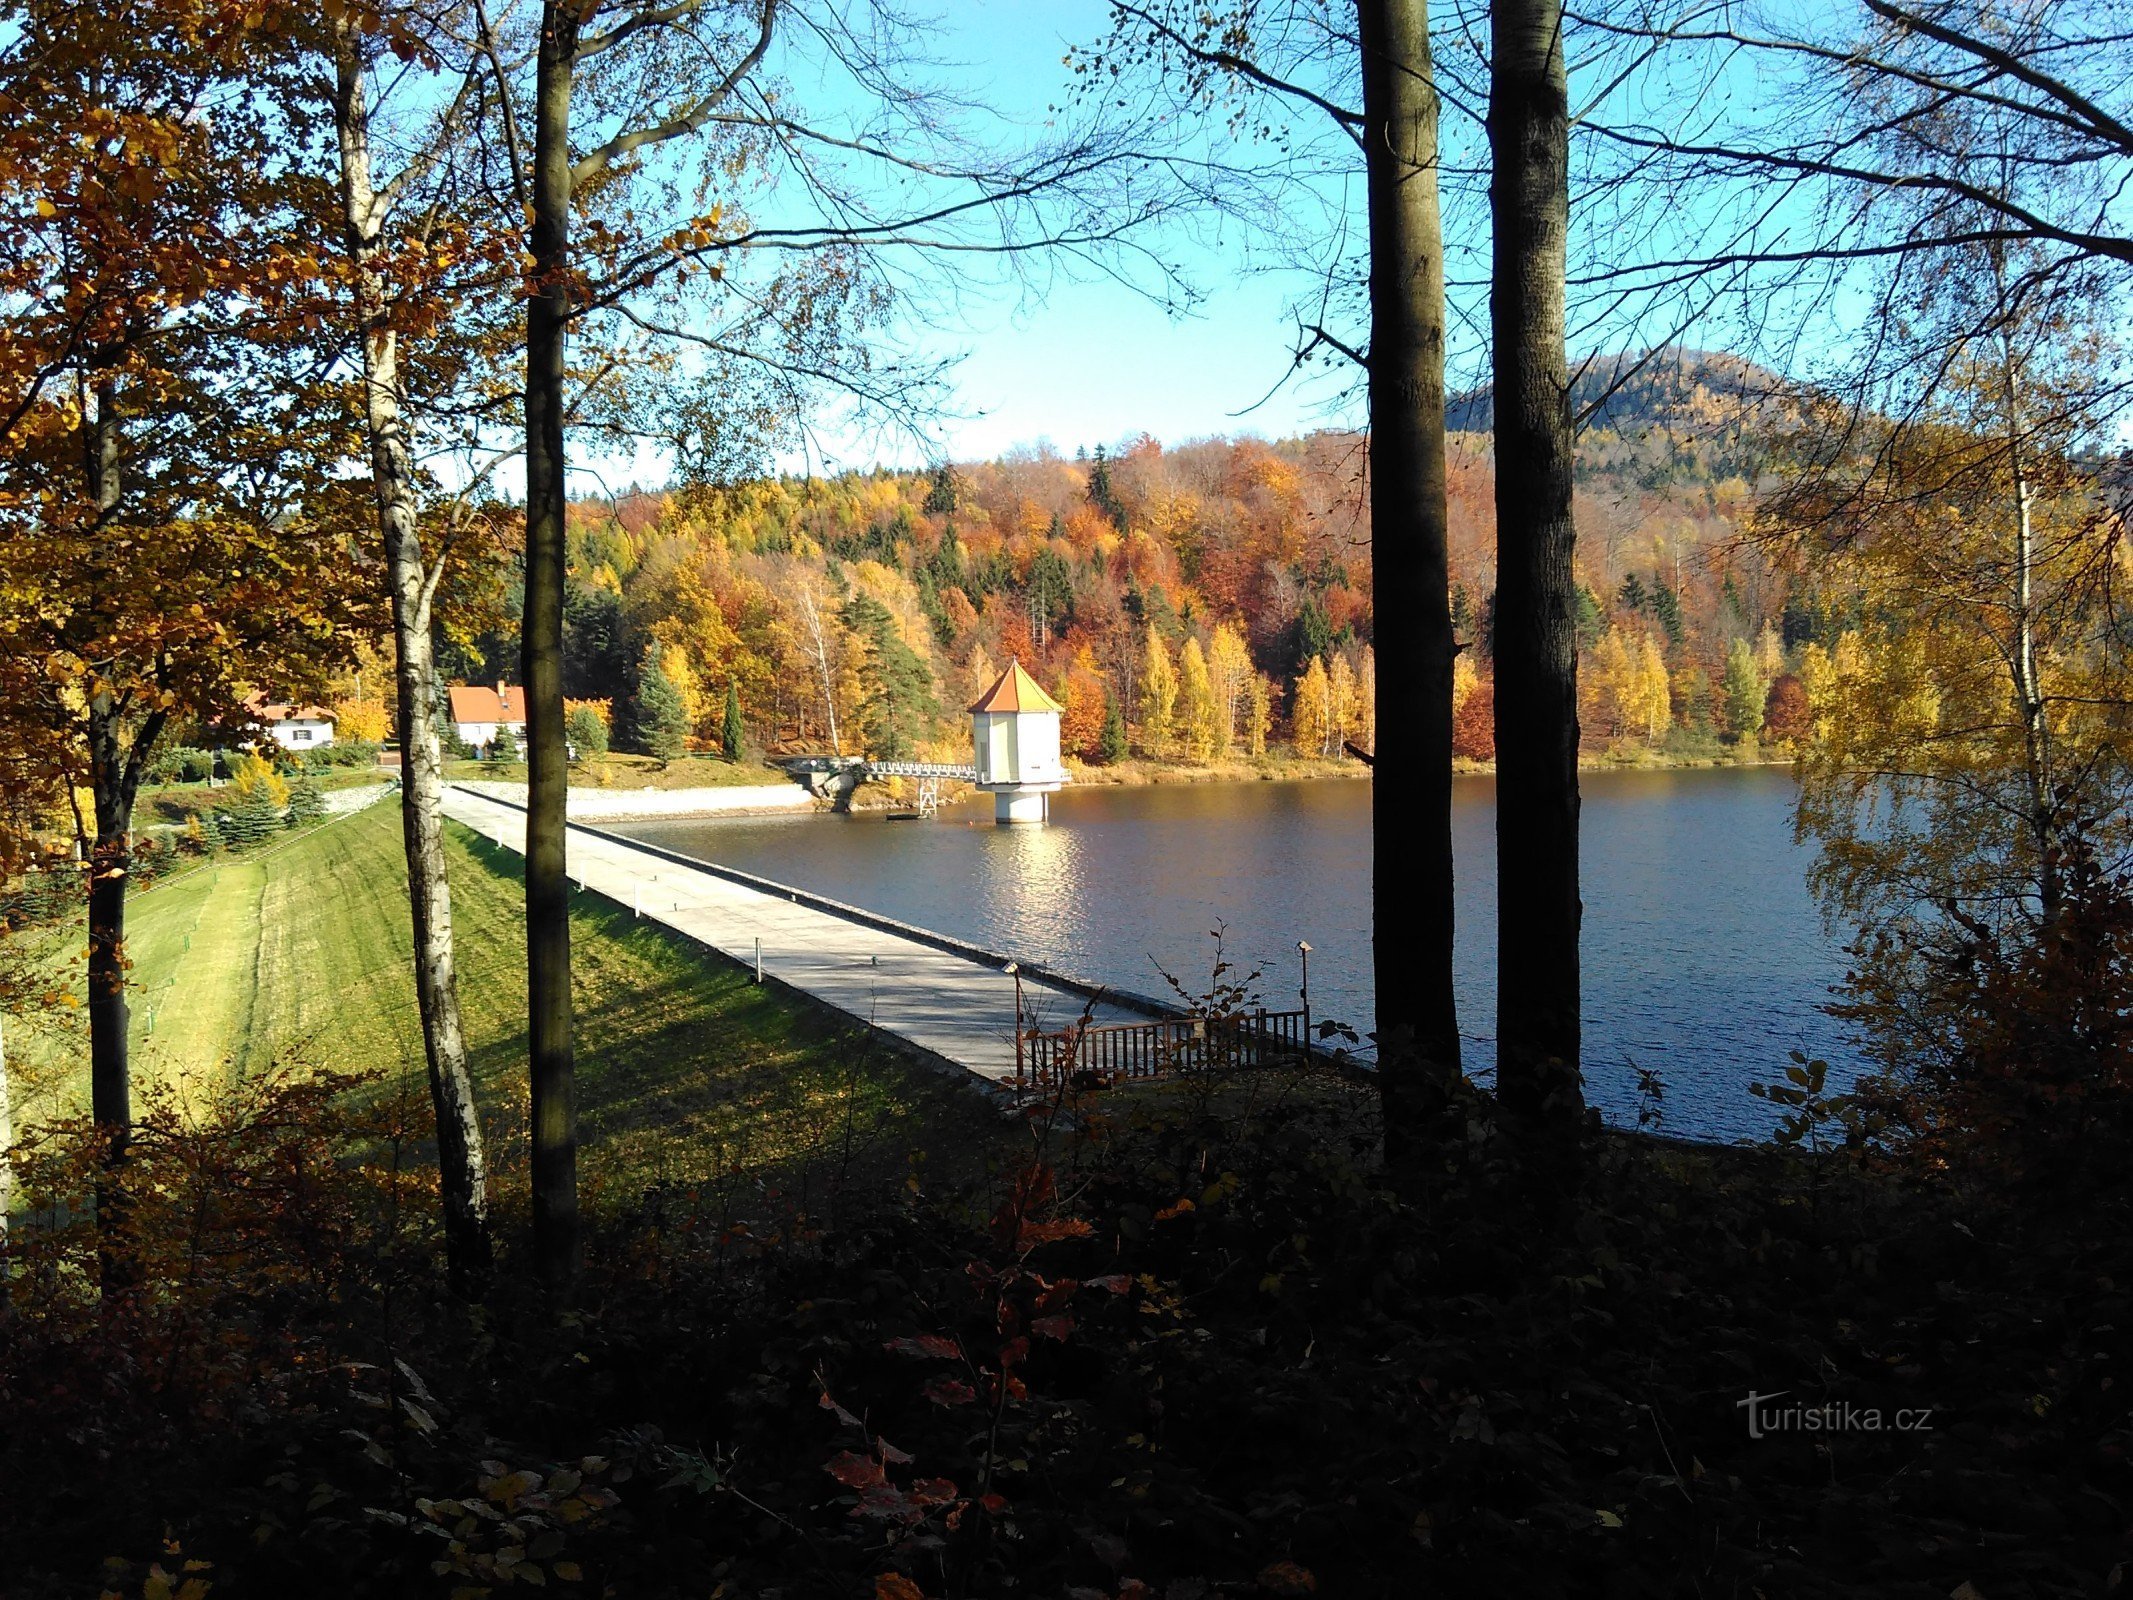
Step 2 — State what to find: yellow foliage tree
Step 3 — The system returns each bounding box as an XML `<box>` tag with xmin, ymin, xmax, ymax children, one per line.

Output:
<box><xmin>332</xmin><ymin>698</ymin><xmax>391</xmax><ymax>743</ymax></box>
<box><xmin>1635</xmin><ymin>634</ymin><xmax>1674</xmax><ymax>742</ymax></box>
<box><xmin>1177</xmin><ymin>636</ymin><xmax>1221</xmax><ymax>761</ymax></box>
<box><xmin>1452</xmin><ymin>650</ymin><xmax>1481</xmax><ymax>717</ymax></box>
<box><xmin>1352</xmin><ymin>645</ymin><xmax>1377</xmax><ymax>750</ymax></box>
<box><xmin>660</xmin><ymin>643</ymin><xmax>706</xmax><ymax>738</ymax></box>
<box><xmin>1754</xmin><ymin>623</ymin><xmax>1786</xmax><ymax>682</ymax></box>
<box><xmin>1768</xmin><ymin>386</ymin><xmax>2133</xmax><ymax>1046</ymax></box>
<box><xmin>1292</xmin><ymin>656</ymin><xmax>1331</xmax><ymax>757</ymax></box>
<box><xmin>1245</xmin><ymin>674</ymin><xmax>1271</xmax><ymax>758</ymax></box>
<box><xmin>1206</xmin><ymin>621</ymin><xmax>1253</xmax><ymax>752</ymax></box>
<box><xmin>1326</xmin><ymin>654</ymin><xmax>1356</xmax><ymax>757</ymax></box>
<box><xmin>229</xmin><ymin>753</ymin><xmax>289</xmax><ymax>810</ymax></box>
<box><xmin>1138</xmin><ymin>624</ymin><xmax>1177</xmax><ymax>756</ymax></box>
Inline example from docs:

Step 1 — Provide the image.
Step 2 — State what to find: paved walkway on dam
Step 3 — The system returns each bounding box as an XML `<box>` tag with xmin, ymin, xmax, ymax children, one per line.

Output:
<box><xmin>438</xmin><ymin>785</ymin><xmax>1163</xmax><ymax>1088</ymax></box>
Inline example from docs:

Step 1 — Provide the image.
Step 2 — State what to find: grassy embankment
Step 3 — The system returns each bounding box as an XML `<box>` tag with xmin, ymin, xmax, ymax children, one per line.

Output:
<box><xmin>12</xmin><ymin>798</ymin><xmax>993</xmax><ymax>1195</ymax></box>
<box><xmin>444</xmin><ymin>751</ymin><xmax>791</xmax><ymax>790</ymax></box>
<box><xmin>133</xmin><ymin>767</ymin><xmax>396</xmax><ymax>828</ymax></box>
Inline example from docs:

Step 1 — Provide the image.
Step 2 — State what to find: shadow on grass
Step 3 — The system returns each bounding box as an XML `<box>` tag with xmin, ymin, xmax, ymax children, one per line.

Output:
<box><xmin>444</xmin><ymin>829</ymin><xmax>1012</xmax><ymax>1209</ymax></box>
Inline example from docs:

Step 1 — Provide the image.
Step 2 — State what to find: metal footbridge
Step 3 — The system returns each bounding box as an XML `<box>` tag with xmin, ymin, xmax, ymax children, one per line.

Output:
<box><xmin>781</xmin><ymin>755</ymin><xmax>976</xmax><ymax>815</ymax></box>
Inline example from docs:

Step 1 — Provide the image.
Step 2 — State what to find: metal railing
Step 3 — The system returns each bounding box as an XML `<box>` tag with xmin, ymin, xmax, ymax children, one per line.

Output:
<box><xmin>1018</xmin><ymin>1008</ymin><xmax>1310</xmax><ymax>1091</ymax></box>
<box><xmin>862</xmin><ymin>760</ymin><xmax>978</xmax><ymax>780</ymax></box>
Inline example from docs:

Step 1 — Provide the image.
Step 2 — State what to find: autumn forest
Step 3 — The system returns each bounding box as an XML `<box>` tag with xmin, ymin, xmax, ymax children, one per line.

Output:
<box><xmin>437</xmin><ymin>375</ymin><xmax>1812</xmax><ymax>779</ymax></box>
<box><xmin>2</xmin><ymin>0</ymin><xmax>2132</xmax><ymax>1597</ymax></box>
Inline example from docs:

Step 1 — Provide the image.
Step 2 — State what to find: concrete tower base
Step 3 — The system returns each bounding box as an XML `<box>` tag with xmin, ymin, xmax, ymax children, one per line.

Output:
<box><xmin>993</xmin><ymin>789</ymin><xmax>1050</xmax><ymax>825</ymax></box>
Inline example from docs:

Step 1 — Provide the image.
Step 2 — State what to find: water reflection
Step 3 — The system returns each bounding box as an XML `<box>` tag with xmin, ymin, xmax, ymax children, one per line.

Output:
<box><xmin>621</xmin><ymin>767</ymin><xmax>1854</xmax><ymax>1141</ymax></box>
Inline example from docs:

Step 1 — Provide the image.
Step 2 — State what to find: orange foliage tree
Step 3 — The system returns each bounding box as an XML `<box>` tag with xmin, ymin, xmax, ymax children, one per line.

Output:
<box><xmin>0</xmin><ymin>0</ymin><xmax>374</xmax><ymax>1249</ymax></box>
<box><xmin>1057</xmin><ymin>649</ymin><xmax>1108</xmax><ymax>759</ymax></box>
<box><xmin>1451</xmin><ymin>677</ymin><xmax>1496</xmax><ymax>760</ymax></box>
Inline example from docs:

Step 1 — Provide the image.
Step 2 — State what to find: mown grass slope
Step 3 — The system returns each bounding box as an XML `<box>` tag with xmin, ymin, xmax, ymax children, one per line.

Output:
<box><xmin>14</xmin><ymin>799</ymin><xmax>994</xmax><ymax>1193</ymax></box>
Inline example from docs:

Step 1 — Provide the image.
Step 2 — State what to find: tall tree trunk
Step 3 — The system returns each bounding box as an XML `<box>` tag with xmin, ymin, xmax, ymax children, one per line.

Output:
<box><xmin>525</xmin><ymin>4</ymin><xmax>581</xmax><ymax>1292</ymax></box>
<box><xmin>1490</xmin><ymin>0</ymin><xmax>1584</xmax><ymax>1129</ymax></box>
<box><xmin>1989</xmin><ymin>248</ymin><xmax>2057</xmax><ymax>926</ymax></box>
<box><xmin>798</xmin><ymin>583</ymin><xmax>842</xmax><ymax>755</ymax></box>
<box><xmin>1359</xmin><ymin>0</ymin><xmax>1462</xmax><ymax>1164</ymax></box>
<box><xmin>1</xmin><ymin>1010</ymin><xmax>14</xmax><ymax>1319</ymax></box>
<box><xmin>81</xmin><ymin>385</ymin><xmax>142</xmax><ymax>1294</ymax></box>
<box><xmin>334</xmin><ymin>41</ymin><xmax>494</xmax><ymax>1296</ymax></box>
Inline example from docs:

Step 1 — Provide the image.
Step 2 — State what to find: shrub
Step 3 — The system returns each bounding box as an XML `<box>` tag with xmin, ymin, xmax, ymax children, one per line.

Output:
<box><xmin>1659</xmin><ymin>724</ymin><xmax>1723</xmax><ymax>761</ymax></box>
<box><xmin>147</xmin><ymin>746</ymin><xmax>215</xmax><ymax>785</ymax></box>
<box><xmin>566</xmin><ymin>704</ymin><xmax>609</xmax><ymax>759</ymax></box>
<box><xmin>229</xmin><ymin>752</ymin><xmax>289</xmax><ymax>811</ymax></box>
<box><xmin>285</xmin><ymin>779</ymin><xmax>327</xmax><ymax>828</ymax></box>
<box><xmin>1837</xmin><ymin>836</ymin><xmax>2133</xmax><ymax>1193</ymax></box>
<box><xmin>489</xmin><ymin>722</ymin><xmax>521</xmax><ymax>765</ymax></box>
<box><xmin>130</xmin><ymin>834</ymin><xmax>165</xmax><ymax>887</ymax></box>
<box><xmin>302</xmin><ymin>739</ymin><xmax>381</xmax><ymax>771</ymax></box>
<box><xmin>2</xmin><ymin>864</ymin><xmax>80</xmax><ymax>928</ymax></box>
<box><xmin>219</xmin><ymin>794</ymin><xmax>283</xmax><ymax>849</ymax></box>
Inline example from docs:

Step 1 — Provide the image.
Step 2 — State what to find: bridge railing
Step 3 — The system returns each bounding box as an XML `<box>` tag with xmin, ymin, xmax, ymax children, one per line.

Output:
<box><xmin>1019</xmin><ymin>1008</ymin><xmax>1310</xmax><ymax>1091</ymax></box>
<box><xmin>864</xmin><ymin>760</ymin><xmax>978</xmax><ymax>780</ymax></box>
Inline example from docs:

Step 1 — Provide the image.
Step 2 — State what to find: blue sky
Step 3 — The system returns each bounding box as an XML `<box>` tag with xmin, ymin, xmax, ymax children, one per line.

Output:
<box><xmin>788</xmin><ymin>0</ymin><xmax>1368</xmax><ymax>468</ymax></box>
<box><xmin>639</xmin><ymin>0</ymin><xmax>2133</xmax><ymax>479</ymax></box>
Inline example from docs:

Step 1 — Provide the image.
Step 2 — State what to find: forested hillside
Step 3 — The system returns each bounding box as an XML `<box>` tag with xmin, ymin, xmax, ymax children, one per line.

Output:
<box><xmin>437</xmin><ymin>354</ymin><xmax>1833</xmax><ymax>768</ymax></box>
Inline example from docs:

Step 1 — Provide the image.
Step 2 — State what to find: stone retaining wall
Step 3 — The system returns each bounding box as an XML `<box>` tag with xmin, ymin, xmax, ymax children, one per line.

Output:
<box><xmin>451</xmin><ymin>778</ymin><xmax>818</xmax><ymax>821</ymax></box>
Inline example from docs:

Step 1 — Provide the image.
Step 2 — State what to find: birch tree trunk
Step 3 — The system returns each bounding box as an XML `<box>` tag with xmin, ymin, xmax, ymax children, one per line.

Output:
<box><xmin>1359</xmin><ymin>0</ymin><xmax>1462</xmax><ymax>1164</ymax></box>
<box><xmin>525</xmin><ymin>3</ymin><xmax>582</xmax><ymax>1292</ymax></box>
<box><xmin>1489</xmin><ymin>0</ymin><xmax>1584</xmax><ymax>1130</ymax></box>
<box><xmin>333</xmin><ymin>39</ymin><xmax>494</xmax><ymax>1295</ymax></box>
<box><xmin>1989</xmin><ymin>248</ymin><xmax>2057</xmax><ymax>926</ymax></box>
<box><xmin>798</xmin><ymin>582</ymin><xmax>843</xmax><ymax>755</ymax></box>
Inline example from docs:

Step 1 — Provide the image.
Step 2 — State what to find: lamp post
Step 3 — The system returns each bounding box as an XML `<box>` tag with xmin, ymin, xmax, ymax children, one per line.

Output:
<box><xmin>1297</xmin><ymin>940</ymin><xmax>1312</xmax><ymax>1065</ymax></box>
<box><xmin>1005</xmin><ymin>961</ymin><xmax>1024</xmax><ymax>1088</ymax></box>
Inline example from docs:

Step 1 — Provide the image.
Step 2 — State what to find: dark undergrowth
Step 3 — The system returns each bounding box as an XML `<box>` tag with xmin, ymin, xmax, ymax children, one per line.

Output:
<box><xmin>0</xmin><ymin>1060</ymin><xmax>2127</xmax><ymax>1600</ymax></box>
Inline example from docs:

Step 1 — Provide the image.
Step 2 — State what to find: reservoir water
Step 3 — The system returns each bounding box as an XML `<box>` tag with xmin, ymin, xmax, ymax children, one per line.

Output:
<box><xmin>618</xmin><ymin>766</ymin><xmax>1854</xmax><ymax>1140</ymax></box>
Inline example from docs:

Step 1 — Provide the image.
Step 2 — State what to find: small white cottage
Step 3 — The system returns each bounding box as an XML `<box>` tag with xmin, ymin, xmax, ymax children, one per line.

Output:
<box><xmin>247</xmin><ymin>695</ymin><xmax>336</xmax><ymax>751</ymax></box>
<box><xmin>449</xmin><ymin>684</ymin><xmax>529</xmax><ymax>750</ymax></box>
<box><xmin>969</xmin><ymin>660</ymin><xmax>1067</xmax><ymax>824</ymax></box>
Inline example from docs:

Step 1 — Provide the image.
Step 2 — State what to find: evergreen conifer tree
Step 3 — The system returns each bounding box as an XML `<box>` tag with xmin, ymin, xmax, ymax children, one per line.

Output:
<box><xmin>1651</xmin><ymin>581</ymin><xmax>1686</xmax><ymax>648</ymax></box>
<box><xmin>636</xmin><ymin>653</ymin><xmax>690</xmax><ymax>767</ymax></box>
<box><xmin>840</xmin><ymin>592</ymin><xmax>939</xmax><ymax>760</ymax></box>
<box><xmin>1721</xmin><ymin>638</ymin><xmax>1766</xmax><ymax>743</ymax></box>
<box><xmin>721</xmin><ymin>680</ymin><xmax>746</xmax><ymax>761</ymax></box>
<box><xmin>1099</xmin><ymin>687</ymin><xmax>1129</xmax><ymax>764</ymax></box>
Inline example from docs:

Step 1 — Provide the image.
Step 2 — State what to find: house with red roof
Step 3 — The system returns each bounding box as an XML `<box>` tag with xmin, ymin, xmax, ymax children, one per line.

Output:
<box><xmin>449</xmin><ymin>684</ymin><xmax>529</xmax><ymax>750</ymax></box>
<box><xmin>245</xmin><ymin>694</ymin><xmax>336</xmax><ymax>752</ymax></box>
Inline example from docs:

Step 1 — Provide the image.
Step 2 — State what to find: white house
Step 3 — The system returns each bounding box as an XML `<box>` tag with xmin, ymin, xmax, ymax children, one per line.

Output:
<box><xmin>449</xmin><ymin>684</ymin><xmax>529</xmax><ymax>750</ymax></box>
<box><xmin>969</xmin><ymin>659</ymin><xmax>1067</xmax><ymax>824</ymax></box>
<box><xmin>248</xmin><ymin>696</ymin><xmax>336</xmax><ymax>751</ymax></box>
